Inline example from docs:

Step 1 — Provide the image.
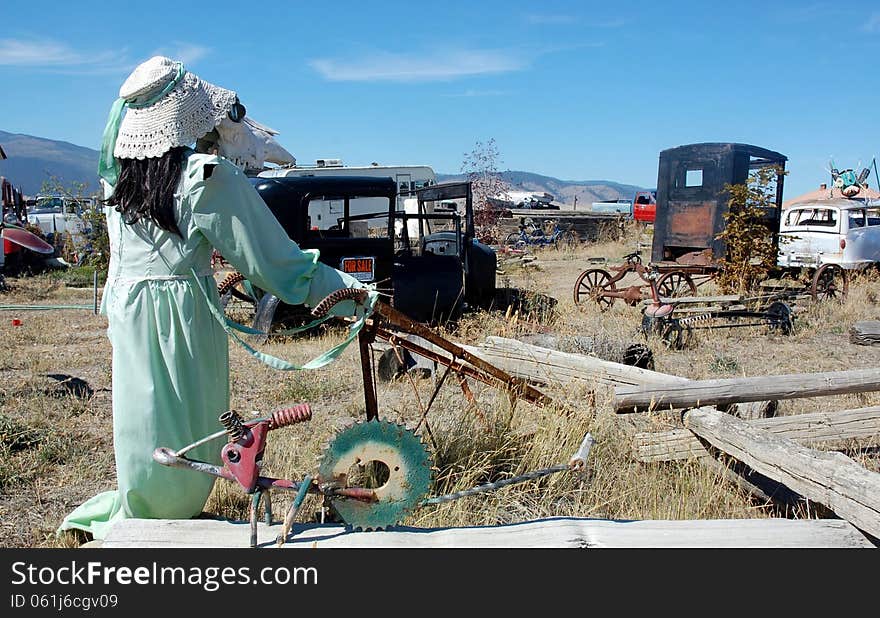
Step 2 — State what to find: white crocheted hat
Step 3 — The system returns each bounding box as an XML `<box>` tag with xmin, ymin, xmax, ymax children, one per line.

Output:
<box><xmin>113</xmin><ymin>56</ymin><xmax>238</xmax><ymax>159</ymax></box>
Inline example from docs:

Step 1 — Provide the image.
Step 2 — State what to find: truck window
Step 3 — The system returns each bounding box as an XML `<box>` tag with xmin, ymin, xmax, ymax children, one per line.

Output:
<box><xmin>785</xmin><ymin>208</ymin><xmax>837</xmax><ymax>227</ymax></box>
<box><xmin>848</xmin><ymin>210</ymin><xmax>866</xmax><ymax>229</ymax></box>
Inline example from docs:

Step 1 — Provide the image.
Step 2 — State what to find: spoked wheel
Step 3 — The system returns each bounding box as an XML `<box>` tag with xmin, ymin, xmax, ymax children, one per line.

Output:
<box><xmin>810</xmin><ymin>264</ymin><xmax>848</xmax><ymax>302</ymax></box>
<box><xmin>555</xmin><ymin>230</ymin><xmax>579</xmax><ymax>250</ymax></box>
<box><xmin>505</xmin><ymin>232</ymin><xmax>526</xmax><ymax>250</ymax></box>
<box><xmin>656</xmin><ymin>271</ymin><xmax>697</xmax><ymax>299</ymax></box>
<box><xmin>574</xmin><ymin>268</ymin><xmax>616</xmax><ymax>310</ymax></box>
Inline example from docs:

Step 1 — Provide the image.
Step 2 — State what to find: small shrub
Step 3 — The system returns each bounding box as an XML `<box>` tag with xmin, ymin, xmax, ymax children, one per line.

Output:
<box><xmin>715</xmin><ymin>166</ymin><xmax>788</xmax><ymax>294</ymax></box>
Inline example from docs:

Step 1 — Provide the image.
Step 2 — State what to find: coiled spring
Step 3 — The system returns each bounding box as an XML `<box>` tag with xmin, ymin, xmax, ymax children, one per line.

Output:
<box><xmin>219</xmin><ymin>410</ymin><xmax>246</xmax><ymax>442</ymax></box>
<box><xmin>268</xmin><ymin>404</ymin><xmax>312</xmax><ymax>429</ymax></box>
<box><xmin>310</xmin><ymin>287</ymin><xmax>369</xmax><ymax>318</ymax></box>
<box><xmin>217</xmin><ymin>271</ymin><xmax>246</xmax><ymax>296</ymax></box>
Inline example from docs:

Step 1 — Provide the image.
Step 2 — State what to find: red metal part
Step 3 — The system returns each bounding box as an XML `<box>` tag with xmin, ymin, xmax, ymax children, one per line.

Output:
<box><xmin>221</xmin><ymin>421</ymin><xmax>270</xmax><ymax>493</ymax></box>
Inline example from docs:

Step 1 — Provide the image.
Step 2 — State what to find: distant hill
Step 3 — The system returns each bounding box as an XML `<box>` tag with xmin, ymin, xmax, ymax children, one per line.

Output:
<box><xmin>0</xmin><ymin>131</ymin><xmax>648</xmax><ymax>204</ymax></box>
<box><xmin>0</xmin><ymin>131</ymin><xmax>99</xmax><ymax>196</ymax></box>
<box><xmin>438</xmin><ymin>170</ymin><xmax>648</xmax><ymax>207</ymax></box>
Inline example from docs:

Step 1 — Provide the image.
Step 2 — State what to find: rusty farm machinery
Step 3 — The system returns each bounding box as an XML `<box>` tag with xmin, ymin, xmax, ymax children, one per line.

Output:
<box><xmin>154</xmin><ymin>288</ymin><xmax>594</xmax><ymax>547</ymax></box>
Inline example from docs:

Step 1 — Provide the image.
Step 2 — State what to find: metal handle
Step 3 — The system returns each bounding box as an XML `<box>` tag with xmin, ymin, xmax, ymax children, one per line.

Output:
<box><xmin>568</xmin><ymin>433</ymin><xmax>596</xmax><ymax>471</ymax></box>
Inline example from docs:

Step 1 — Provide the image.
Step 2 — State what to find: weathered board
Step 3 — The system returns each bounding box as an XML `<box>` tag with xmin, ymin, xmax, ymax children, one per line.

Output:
<box><xmin>635</xmin><ymin>406</ymin><xmax>880</xmax><ymax>462</ymax></box>
<box><xmin>471</xmin><ymin>337</ymin><xmax>773</xmax><ymax>419</ymax></box>
<box><xmin>615</xmin><ymin>368</ymin><xmax>880</xmax><ymax>413</ymax></box>
<box><xmin>851</xmin><ymin>321</ymin><xmax>880</xmax><ymax>346</ymax></box>
<box><xmin>101</xmin><ymin>516</ymin><xmax>875</xmax><ymax>549</ymax></box>
<box><xmin>683</xmin><ymin>406</ymin><xmax>880</xmax><ymax>539</ymax></box>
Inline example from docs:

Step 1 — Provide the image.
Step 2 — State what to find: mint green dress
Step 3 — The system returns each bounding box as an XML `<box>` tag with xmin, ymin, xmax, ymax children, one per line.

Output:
<box><xmin>58</xmin><ymin>153</ymin><xmax>363</xmax><ymax>540</ymax></box>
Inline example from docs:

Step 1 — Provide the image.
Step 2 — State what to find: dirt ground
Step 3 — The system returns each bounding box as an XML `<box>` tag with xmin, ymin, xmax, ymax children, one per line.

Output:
<box><xmin>2</xmin><ymin>229</ymin><xmax>879</xmax><ymax>547</ymax></box>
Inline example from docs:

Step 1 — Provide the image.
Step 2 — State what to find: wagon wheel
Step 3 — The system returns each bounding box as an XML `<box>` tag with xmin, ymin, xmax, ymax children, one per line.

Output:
<box><xmin>555</xmin><ymin>230</ymin><xmax>579</xmax><ymax>250</ymax></box>
<box><xmin>656</xmin><ymin>271</ymin><xmax>697</xmax><ymax>299</ymax></box>
<box><xmin>505</xmin><ymin>232</ymin><xmax>526</xmax><ymax>250</ymax></box>
<box><xmin>574</xmin><ymin>268</ymin><xmax>616</xmax><ymax>310</ymax></box>
<box><xmin>810</xmin><ymin>264</ymin><xmax>848</xmax><ymax>302</ymax></box>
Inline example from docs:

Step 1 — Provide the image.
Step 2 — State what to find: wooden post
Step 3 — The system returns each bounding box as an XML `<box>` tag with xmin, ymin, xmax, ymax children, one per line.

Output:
<box><xmin>474</xmin><ymin>337</ymin><xmax>774</xmax><ymax>419</ymax></box>
<box><xmin>615</xmin><ymin>368</ymin><xmax>880</xmax><ymax>413</ymax></box>
<box><xmin>683</xmin><ymin>406</ymin><xmax>880</xmax><ymax>539</ymax></box>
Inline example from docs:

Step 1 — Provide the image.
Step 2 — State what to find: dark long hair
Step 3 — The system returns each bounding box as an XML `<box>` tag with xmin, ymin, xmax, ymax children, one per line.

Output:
<box><xmin>105</xmin><ymin>146</ymin><xmax>188</xmax><ymax>235</ymax></box>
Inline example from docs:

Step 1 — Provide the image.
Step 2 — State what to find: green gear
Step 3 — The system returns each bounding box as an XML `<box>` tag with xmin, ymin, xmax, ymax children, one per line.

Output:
<box><xmin>317</xmin><ymin>419</ymin><xmax>432</xmax><ymax>531</ymax></box>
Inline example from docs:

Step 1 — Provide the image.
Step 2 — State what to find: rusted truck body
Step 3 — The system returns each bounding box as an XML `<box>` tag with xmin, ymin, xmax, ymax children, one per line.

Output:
<box><xmin>651</xmin><ymin>143</ymin><xmax>787</xmax><ymax>266</ymax></box>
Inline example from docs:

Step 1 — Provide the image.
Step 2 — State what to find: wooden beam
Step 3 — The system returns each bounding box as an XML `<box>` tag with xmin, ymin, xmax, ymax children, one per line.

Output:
<box><xmin>615</xmin><ymin>368</ymin><xmax>880</xmax><ymax>413</ymax></box>
<box><xmin>635</xmin><ymin>406</ymin><xmax>880</xmax><ymax>462</ymax></box>
<box><xmin>465</xmin><ymin>337</ymin><xmax>774</xmax><ymax>419</ymax></box>
<box><xmin>101</xmin><ymin>516</ymin><xmax>875</xmax><ymax>548</ymax></box>
<box><xmin>683</xmin><ymin>406</ymin><xmax>880</xmax><ymax>539</ymax></box>
<box><xmin>470</xmin><ymin>336</ymin><xmax>687</xmax><ymax>388</ymax></box>
<box><xmin>851</xmin><ymin>321</ymin><xmax>880</xmax><ymax>346</ymax></box>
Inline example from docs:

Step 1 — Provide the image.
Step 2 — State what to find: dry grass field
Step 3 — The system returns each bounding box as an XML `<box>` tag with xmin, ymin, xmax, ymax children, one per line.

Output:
<box><xmin>2</xmin><ymin>223</ymin><xmax>879</xmax><ymax>548</ymax></box>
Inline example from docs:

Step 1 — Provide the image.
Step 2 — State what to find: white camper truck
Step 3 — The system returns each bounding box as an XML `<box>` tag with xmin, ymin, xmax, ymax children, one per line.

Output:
<box><xmin>258</xmin><ymin>160</ymin><xmax>436</xmax><ymax>230</ymax></box>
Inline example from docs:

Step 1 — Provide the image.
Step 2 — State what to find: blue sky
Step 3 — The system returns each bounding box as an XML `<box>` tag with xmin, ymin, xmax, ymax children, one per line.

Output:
<box><xmin>1</xmin><ymin>0</ymin><xmax>879</xmax><ymax>199</ymax></box>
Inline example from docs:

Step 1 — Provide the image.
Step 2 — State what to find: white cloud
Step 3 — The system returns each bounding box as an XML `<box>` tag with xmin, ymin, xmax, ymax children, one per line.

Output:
<box><xmin>864</xmin><ymin>12</ymin><xmax>880</xmax><ymax>33</ymax></box>
<box><xmin>0</xmin><ymin>37</ymin><xmax>137</xmax><ymax>76</ymax></box>
<box><xmin>0</xmin><ymin>38</ymin><xmax>117</xmax><ymax>66</ymax></box>
<box><xmin>309</xmin><ymin>48</ymin><xmax>527</xmax><ymax>82</ymax></box>
<box><xmin>151</xmin><ymin>42</ymin><xmax>211</xmax><ymax>65</ymax></box>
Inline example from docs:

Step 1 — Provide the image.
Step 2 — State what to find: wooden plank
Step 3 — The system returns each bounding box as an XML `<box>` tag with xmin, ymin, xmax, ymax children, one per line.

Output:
<box><xmin>851</xmin><ymin>321</ymin><xmax>880</xmax><ymax>346</ymax></box>
<box><xmin>466</xmin><ymin>337</ymin><xmax>773</xmax><ymax>419</ymax></box>
<box><xmin>683</xmin><ymin>406</ymin><xmax>880</xmax><ymax>539</ymax></box>
<box><xmin>635</xmin><ymin>406</ymin><xmax>880</xmax><ymax>462</ymax></box>
<box><xmin>101</xmin><ymin>516</ymin><xmax>875</xmax><ymax>549</ymax></box>
<box><xmin>615</xmin><ymin>368</ymin><xmax>880</xmax><ymax>413</ymax></box>
<box><xmin>471</xmin><ymin>336</ymin><xmax>687</xmax><ymax>388</ymax></box>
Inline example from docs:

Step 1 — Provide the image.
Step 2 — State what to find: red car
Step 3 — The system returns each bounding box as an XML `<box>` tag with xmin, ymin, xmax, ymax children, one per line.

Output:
<box><xmin>633</xmin><ymin>190</ymin><xmax>656</xmax><ymax>224</ymax></box>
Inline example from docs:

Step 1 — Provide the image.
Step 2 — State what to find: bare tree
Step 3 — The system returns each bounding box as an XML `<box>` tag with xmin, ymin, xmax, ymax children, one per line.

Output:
<box><xmin>461</xmin><ymin>138</ymin><xmax>510</xmax><ymax>243</ymax></box>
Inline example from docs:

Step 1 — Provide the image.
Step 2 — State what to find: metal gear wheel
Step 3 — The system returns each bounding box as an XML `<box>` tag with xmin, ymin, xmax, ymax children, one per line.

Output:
<box><xmin>317</xmin><ymin>419</ymin><xmax>433</xmax><ymax>531</ymax></box>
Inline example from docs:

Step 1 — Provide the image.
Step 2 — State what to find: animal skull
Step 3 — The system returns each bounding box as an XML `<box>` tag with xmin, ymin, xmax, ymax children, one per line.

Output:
<box><xmin>214</xmin><ymin>115</ymin><xmax>296</xmax><ymax>172</ymax></box>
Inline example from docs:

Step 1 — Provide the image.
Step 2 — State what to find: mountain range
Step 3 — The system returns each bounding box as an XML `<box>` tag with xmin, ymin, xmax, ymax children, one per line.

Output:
<box><xmin>0</xmin><ymin>131</ymin><xmax>647</xmax><ymax>203</ymax></box>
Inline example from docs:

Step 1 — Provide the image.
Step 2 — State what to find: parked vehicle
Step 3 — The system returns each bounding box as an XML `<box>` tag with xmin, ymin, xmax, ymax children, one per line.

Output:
<box><xmin>257</xmin><ymin>159</ymin><xmax>436</xmax><ymax>228</ymax></box>
<box><xmin>777</xmin><ymin>198</ymin><xmax>880</xmax><ymax>270</ymax></box>
<box><xmin>633</xmin><ymin>190</ymin><xmax>656</xmax><ymax>224</ymax></box>
<box><xmin>221</xmin><ymin>176</ymin><xmax>496</xmax><ymax>330</ymax></box>
<box><xmin>591</xmin><ymin>199</ymin><xmax>632</xmax><ymax>216</ymax></box>
<box><xmin>27</xmin><ymin>195</ymin><xmax>93</xmax><ymax>241</ymax></box>
<box><xmin>651</xmin><ymin>142</ymin><xmax>787</xmax><ymax>266</ymax></box>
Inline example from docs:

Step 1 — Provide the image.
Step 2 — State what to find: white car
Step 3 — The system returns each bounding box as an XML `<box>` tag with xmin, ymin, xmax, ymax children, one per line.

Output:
<box><xmin>27</xmin><ymin>196</ymin><xmax>91</xmax><ymax>240</ymax></box>
<box><xmin>777</xmin><ymin>198</ymin><xmax>880</xmax><ymax>270</ymax></box>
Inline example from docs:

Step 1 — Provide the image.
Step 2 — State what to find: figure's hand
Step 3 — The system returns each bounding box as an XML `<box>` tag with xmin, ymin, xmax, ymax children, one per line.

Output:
<box><xmin>304</xmin><ymin>263</ymin><xmax>376</xmax><ymax>318</ymax></box>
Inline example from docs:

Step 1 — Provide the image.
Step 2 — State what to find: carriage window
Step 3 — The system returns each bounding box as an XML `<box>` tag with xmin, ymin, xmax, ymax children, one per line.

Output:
<box><xmin>685</xmin><ymin>169</ymin><xmax>703</xmax><ymax>187</ymax></box>
<box><xmin>867</xmin><ymin>208</ymin><xmax>880</xmax><ymax>226</ymax></box>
